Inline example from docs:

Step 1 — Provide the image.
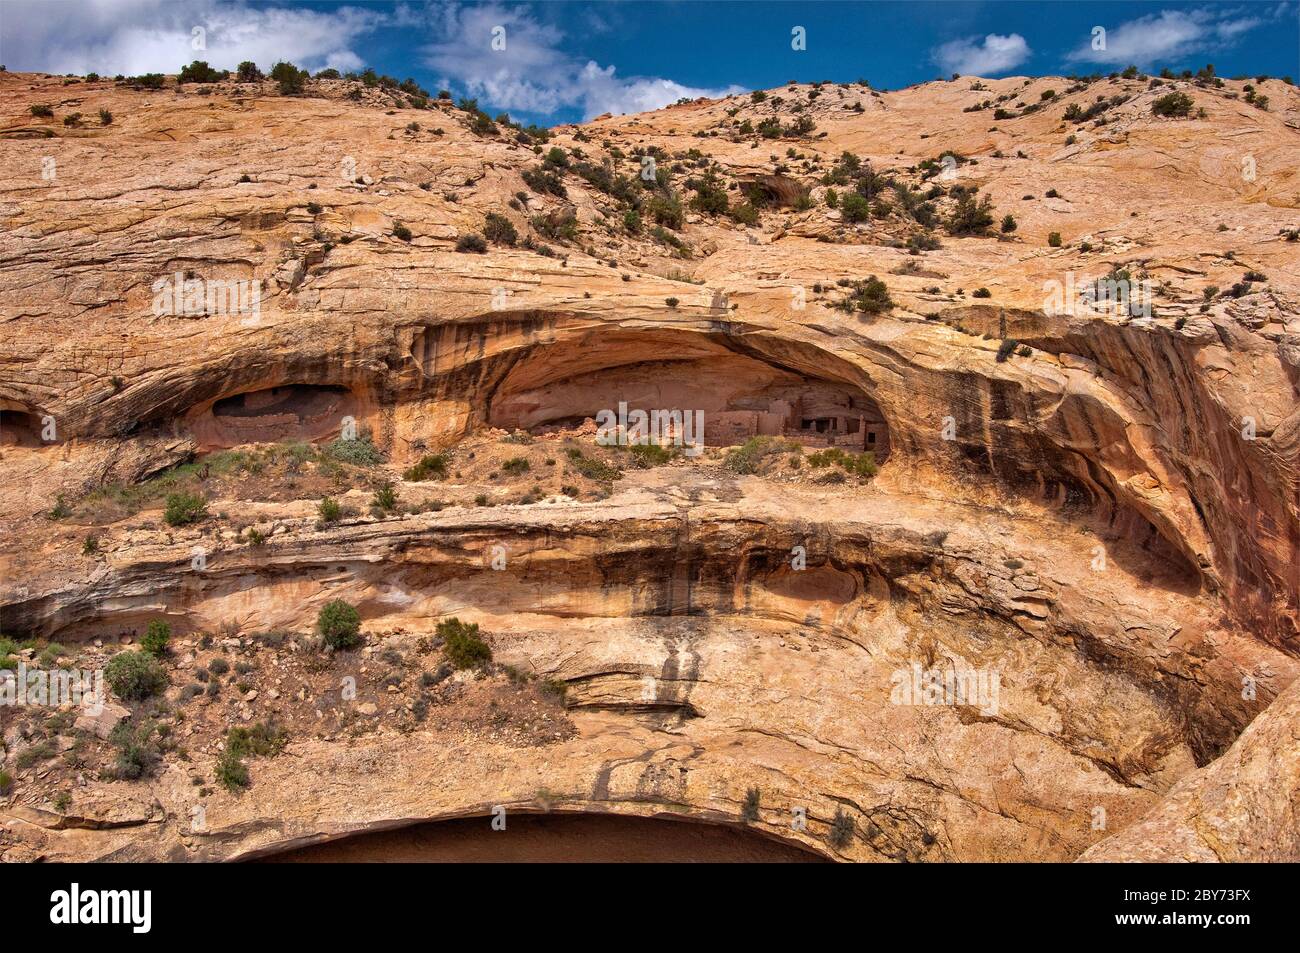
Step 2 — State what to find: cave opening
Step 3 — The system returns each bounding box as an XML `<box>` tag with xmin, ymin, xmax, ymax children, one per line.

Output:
<box><xmin>486</xmin><ymin>331</ymin><xmax>891</xmax><ymax>460</ymax></box>
<box><xmin>0</xmin><ymin>408</ymin><xmax>43</xmax><ymax>448</ymax></box>
<box><xmin>194</xmin><ymin>384</ymin><xmax>355</xmax><ymax>449</ymax></box>
<box><xmin>212</xmin><ymin>384</ymin><xmax>348</xmax><ymax>420</ymax></box>
<box><xmin>252</xmin><ymin>812</ymin><xmax>828</xmax><ymax>863</ymax></box>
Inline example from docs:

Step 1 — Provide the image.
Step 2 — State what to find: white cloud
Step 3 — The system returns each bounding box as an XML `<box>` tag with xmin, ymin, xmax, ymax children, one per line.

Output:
<box><xmin>1065</xmin><ymin>9</ymin><xmax>1270</xmax><ymax>65</ymax></box>
<box><xmin>421</xmin><ymin>2</ymin><xmax>742</xmax><ymax>119</ymax></box>
<box><xmin>932</xmin><ymin>33</ymin><xmax>1031</xmax><ymax>77</ymax></box>
<box><xmin>0</xmin><ymin>0</ymin><xmax>387</xmax><ymax>76</ymax></box>
<box><xmin>2</xmin><ymin>0</ymin><xmax>752</xmax><ymax>120</ymax></box>
<box><xmin>576</xmin><ymin>62</ymin><xmax>737</xmax><ymax>118</ymax></box>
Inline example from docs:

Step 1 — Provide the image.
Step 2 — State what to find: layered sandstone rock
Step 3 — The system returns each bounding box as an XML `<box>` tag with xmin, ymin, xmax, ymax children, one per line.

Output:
<box><xmin>0</xmin><ymin>68</ymin><xmax>1297</xmax><ymax>861</ymax></box>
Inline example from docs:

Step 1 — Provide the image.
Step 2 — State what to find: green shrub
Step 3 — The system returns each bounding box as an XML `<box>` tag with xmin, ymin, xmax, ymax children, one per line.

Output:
<box><xmin>828</xmin><ymin>807</ymin><xmax>855</xmax><ymax>848</ymax></box>
<box><xmin>215</xmin><ymin>722</ymin><xmax>287</xmax><ymax>790</ymax></box>
<box><xmin>438</xmin><ymin>618</ymin><xmax>491</xmax><ymax>669</ymax></box>
<box><xmin>806</xmin><ymin>448</ymin><xmax>878</xmax><ymax>478</ymax></box>
<box><xmin>723</xmin><ymin>437</ymin><xmax>798</xmax><ymax>474</ymax></box>
<box><xmin>624</xmin><ymin>443</ymin><xmax>674</xmax><ymax>468</ymax></box>
<box><xmin>539</xmin><ymin>677</ymin><xmax>567</xmax><ymax>700</ymax></box>
<box><xmin>564</xmin><ymin>447</ymin><xmax>622</xmax><ymax>482</ymax></box>
<box><xmin>1000</xmin><ymin>214</ymin><xmax>1017</xmax><ymax>233</ymax></box>
<box><xmin>98</xmin><ymin>108</ymin><xmax>113</xmax><ymax>125</ymax></box>
<box><xmin>1047</xmin><ymin>231</ymin><xmax>1062</xmax><ymax>247</ymax></box>
<box><xmin>996</xmin><ymin>339</ymin><xmax>1019</xmax><ymax>362</ymax></box>
<box><xmin>270</xmin><ymin>61</ymin><xmax>308</xmax><ymax>95</ymax></box>
<box><xmin>207</xmin><ymin>656</ymin><xmax>230</xmax><ymax>675</ymax></box>
<box><xmin>318</xmin><ymin>497</ymin><xmax>342</xmax><ymax>523</ymax></box>
<box><xmin>324</xmin><ymin>436</ymin><xmax>384</xmax><ymax>465</ymax></box>
<box><xmin>317</xmin><ymin>599</ymin><xmax>361</xmax><ymax>650</ymax></box>
<box><xmin>141</xmin><ymin>620</ymin><xmax>170</xmax><ymax>657</ymax></box>
<box><xmin>30</xmin><ymin>103</ymin><xmax>55</xmax><ymax>118</ymax></box>
<box><xmin>0</xmin><ymin>770</ymin><xmax>12</xmax><ymax>794</ymax></box>
<box><xmin>742</xmin><ymin>786</ymin><xmax>761</xmax><ymax>823</ymax></box>
<box><xmin>455</xmin><ymin>232</ymin><xmax>487</xmax><ymax>253</ymax></box>
<box><xmin>178</xmin><ymin>60</ymin><xmax>225</xmax><ymax>84</ymax></box>
<box><xmin>1151</xmin><ymin>91</ymin><xmax>1193</xmax><ymax>117</ymax></box>
<box><xmin>163</xmin><ymin>491</ymin><xmax>207</xmax><ymax>526</ymax></box>
<box><xmin>372</xmin><ymin>482</ymin><xmax>398</xmax><ymax>511</ymax></box>
<box><xmin>125</xmin><ymin>73</ymin><xmax>165</xmax><ymax>89</ymax></box>
<box><xmin>393</xmin><ymin>223</ymin><xmax>412</xmax><ymax>242</ymax></box>
<box><xmin>838</xmin><ymin>276</ymin><xmax>893</xmax><ymax>315</ymax></box>
<box><xmin>226</xmin><ymin>721</ymin><xmax>288</xmax><ymax>758</ymax></box>
<box><xmin>236</xmin><ymin>61</ymin><xmax>262</xmax><ymax>82</ymax></box>
<box><xmin>16</xmin><ymin>741</ymin><xmax>55</xmax><ymax>770</ymax></box>
<box><xmin>484</xmin><ymin>212</ymin><xmax>518</xmax><ymax>246</ymax></box>
<box><xmin>37</xmin><ymin>642</ymin><xmax>65</xmax><ymax>667</ymax></box>
<box><xmin>501</xmin><ymin>457</ymin><xmax>530</xmax><ymax>476</ymax></box>
<box><xmin>946</xmin><ymin>192</ymin><xmax>995</xmax><ymax>236</ymax></box>
<box><xmin>530</xmin><ymin>211</ymin><xmax>579</xmax><ymax>242</ymax></box>
<box><xmin>105</xmin><ymin>651</ymin><xmax>168</xmax><ymax>701</ymax></box>
<box><xmin>215</xmin><ymin>746</ymin><xmax>250</xmax><ymax>791</ymax></box>
<box><xmin>404</xmin><ymin>452</ymin><xmax>449</xmax><ymax>481</ymax></box>
<box><xmin>687</xmin><ymin>169</ymin><xmax>729</xmax><ymax>216</ymax></box>
<box><xmin>109</xmin><ymin>719</ymin><xmax>160</xmax><ymax>779</ymax></box>
<box><xmin>972</xmin><ymin>287</ymin><xmax>992</xmax><ymax>298</ymax></box>
<box><xmin>649</xmin><ymin>225</ymin><xmax>690</xmax><ymax>257</ymax></box>
<box><xmin>839</xmin><ymin>192</ymin><xmax>870</xmax><ymax>223</ymax></box>
<box><xmin>522</xmin><ymin>165</ymin><xmax>566</xmax><ymax>197</ymax></box>
<box><xmin>644</xmin><ymin>194</ymin><xmax>684</xmax><ymax>229</ymax></box>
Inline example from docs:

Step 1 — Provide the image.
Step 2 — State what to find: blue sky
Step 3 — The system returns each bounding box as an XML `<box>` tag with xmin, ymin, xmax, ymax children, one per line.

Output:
<box><xmin>2</xmin><ymin>1</ymin><xmax>1296</xmax><ymax>124</ymax></box>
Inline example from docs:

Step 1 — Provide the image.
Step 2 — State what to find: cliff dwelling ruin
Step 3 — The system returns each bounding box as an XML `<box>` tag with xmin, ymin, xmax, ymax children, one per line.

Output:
<box><xmin>486</xmin><ymin>333</ymin><xmax>890</xmax><ymax>456</ymax></box>
<box><xmin>189</xmin><ymin>384</ymin><xmax>356</xmax><ymax>449</ymax></box>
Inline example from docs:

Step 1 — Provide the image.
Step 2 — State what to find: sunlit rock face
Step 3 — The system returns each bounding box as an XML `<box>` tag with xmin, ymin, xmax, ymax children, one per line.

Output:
<box><xmin>0</xmin><ymin>68</ymin><xmax>1297</xmax><ymax>862</ymax></box>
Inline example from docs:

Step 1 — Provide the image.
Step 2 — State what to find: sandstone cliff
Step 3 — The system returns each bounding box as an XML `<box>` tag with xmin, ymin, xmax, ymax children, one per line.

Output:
<box><xmin>0</xmin><ymin>67</ymin><xmax>1297</xmax><ymax>861</ymax></box>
